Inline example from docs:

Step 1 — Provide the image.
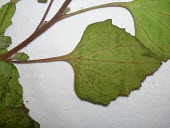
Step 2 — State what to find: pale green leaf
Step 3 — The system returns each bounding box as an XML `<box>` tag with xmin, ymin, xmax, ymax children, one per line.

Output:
<box><xmin>10</xmin><ymin>52</ymin><xmax>29</xmax><ymax>61</ymax></box>
<box><xmin>0</xmin><ymin>2</ymin><xmax>16</xmax><ymax>34</ymax></box>
<box><xmin>64</xmin><ymin>20</ymin><xmax>161</xmax><ymax>105</ymax></box>
<box><xmin>63</xmin><ymin>7</ymin><xmax>71</xmax><ymax>14</ymax></box>
<box><xmin>124</xmin><ymin>0</ymin><xmax>170</xmax><ymax>61</ymax></box>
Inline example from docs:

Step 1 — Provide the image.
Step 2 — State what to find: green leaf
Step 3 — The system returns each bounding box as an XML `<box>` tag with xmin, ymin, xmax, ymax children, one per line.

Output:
<box><xmin>38</xmin><ymin>0</ymin><xmax>47</xmax><ymax>3</ymax></box>
<box><xmin>0</xmin><ymin>2</ymin><xmax>16</xmax><ymax>34</ymax></box>
<box><xmin>0</xmin><ymin>60</ymin><xmax>22</xmax><ymax>107</ymax></box>
<box><xmin>0</xmin><ymin>60</ymin><xmax>40</xmax><ymax>127</ymax></box>
<box><xmin>0</xmin><ymin>105</ymin><xmax>40</xmax><ymax>128</ymax></box>
<box><xmin>64</xmin><ymin>20</ymin><xmax>161</xmax><ymax>105</ymax></box>
<box><xmin>0</xmin><ymin>34</ymin><xmax>12</xmax><ymax>50</ymax></box>
<box><xmin>10</xmin><ymin>52</ymin><xmax>29</xmax><ymax>61</ymax></box>
<box><xmin>63</xmin><ymin>7</ymin><xmax>71</xmax><ymax>14</ymax></box>
<box><xmin>124</xmin><ymin>0</ymin><xmax>170</xmax><ymax>61</ymax></box>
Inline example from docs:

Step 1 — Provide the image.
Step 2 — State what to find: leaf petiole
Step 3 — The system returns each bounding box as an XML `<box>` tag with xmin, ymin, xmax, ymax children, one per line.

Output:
<box><xmin>35</xmin><ymin>0</ymin><xmax>54</xmax><ymax>31</ymax></box>
<box><xmin>5</xmin><ymin>55</ymin><xmax>67</xmax><ymax>63</ymax></box>
<box><xmin>0</xmin><ymin>0</ymin><xmax>72</xmax><ymax>59</ymax></box>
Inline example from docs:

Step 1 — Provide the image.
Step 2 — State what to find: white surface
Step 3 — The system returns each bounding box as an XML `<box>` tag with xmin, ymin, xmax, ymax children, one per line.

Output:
<box><xmin>1</xmin><ymin>0</ymin><xmax>170</xmax><ymax>128</ymax></box>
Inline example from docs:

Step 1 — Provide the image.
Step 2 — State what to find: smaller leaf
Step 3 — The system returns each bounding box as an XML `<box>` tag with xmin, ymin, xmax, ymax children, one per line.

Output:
<box><xmin>63</xmin><ymin>7</ymin><xmax>71</xmax><ymax>14</ymax></box>
<box><xmin>10</xmin><ymin>52</ymin><xmax>29</xmax><ymax>61</ymax></box>
<box><xmin>0</xmin><ymin>34</ymin><xmax>12</xmax><ymax>50</ymax></box>
<box><xmin>38</xmin><ymin>0</ymin><xmax>47</xmax><ymax>3</ymax></box>
<box><xmin>38</xmin><ymin>21</ymin><xmax>47</xmax><ymax>29</ymax></box>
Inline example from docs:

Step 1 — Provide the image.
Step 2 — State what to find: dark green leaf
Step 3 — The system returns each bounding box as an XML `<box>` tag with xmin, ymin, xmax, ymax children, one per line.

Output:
<box><xmin>0</xmin><ymin>60</ymin><xmax>40</xmax><ymax>127</ymax></box>
<box><xmin>38</xmin><ymin>0</ymin><xmax>47</xmax><ymax>3</ymax></box>
<box><xmin>0</xmin><ymin>104</ymin><xmax>40</xmax><ymax>128</ymax></box>
<box><xmin>0</xmin><ymin>60</ymin><xmax>22</xmax><ymax>107</ymax></box>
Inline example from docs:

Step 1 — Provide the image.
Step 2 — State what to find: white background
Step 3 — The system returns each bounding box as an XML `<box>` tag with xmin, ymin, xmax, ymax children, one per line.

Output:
<box><xmin>1</xmin><ymin>0</ymin><xmax>170</xmax><ymax>128</ymax></box>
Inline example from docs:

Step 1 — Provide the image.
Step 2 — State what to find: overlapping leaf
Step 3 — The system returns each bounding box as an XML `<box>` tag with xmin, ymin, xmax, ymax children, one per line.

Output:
<box><xmin>124</xmin><ymin>0</ymin><xmax>170</xmax><ymax>61</ymax></box>
<box><xmin>64</xmin><ymin>20</ymin><xmax>161</xmax><ymax>105</ymax></box>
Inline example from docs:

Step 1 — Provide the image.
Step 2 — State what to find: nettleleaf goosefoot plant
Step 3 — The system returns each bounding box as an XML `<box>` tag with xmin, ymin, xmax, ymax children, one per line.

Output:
<box><xmin>0</xmin><ymin>0</ymin><xmax>169</xmax><ymax>127</ymax></box>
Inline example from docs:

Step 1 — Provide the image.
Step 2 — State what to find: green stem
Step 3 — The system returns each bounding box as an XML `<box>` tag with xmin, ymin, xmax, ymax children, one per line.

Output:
<box><xmin>0</xmin><ymin>0</ymin><xmax>72</xmax><ymax>59</ymax></box>
<box><xmin>35</xmin><ymin>0</ymin><xmax>54</xmax><ymax>31</ymax></box>
<box><xmin>1</xmin><ymin>1</ymin><xmax>130</xmax><ymax>63</ymax></box>
<box><xmin>59</xmin><ymin>2</ymin><xmax>129</xmax><ymax>21</ymax></box>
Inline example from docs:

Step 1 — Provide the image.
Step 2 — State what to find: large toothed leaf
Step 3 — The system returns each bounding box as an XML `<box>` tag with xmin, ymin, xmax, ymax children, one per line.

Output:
<box><xmin>0</xmin><ymin>2</ymin><xmax>16</xmax><ymax>34</ymax></box>
<box><xmin>64</xmin><ymin>20</ymin><xmax>161</xmax><ymax>105</ymax></box>
<box><xmin>124</xmin><ymin>0</ymin><xmax>170</xmax><ymax>61</ymax></box>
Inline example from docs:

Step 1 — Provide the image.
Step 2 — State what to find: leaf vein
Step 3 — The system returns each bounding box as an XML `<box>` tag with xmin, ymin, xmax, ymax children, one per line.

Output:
<box><xmin>136</xmin><ymin>16</ymin><xmax>166</xmax><ymax>55</ymax></box>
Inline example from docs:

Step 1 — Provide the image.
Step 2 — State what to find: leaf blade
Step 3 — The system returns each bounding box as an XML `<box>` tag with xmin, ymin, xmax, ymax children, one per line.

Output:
<box><xmin>65</xmin><ymin>20</ymin><xmax>161</xmax><ymax>105</ymax></box>
<box><xmin>0</xmin><ymin>2</ymin><xmax>16</xmax><ymax>34</ymax></box>
<box><xmin>125</xmin><ymin>0</ymin><xmax>170</xmax><ymax>61</ymax></box>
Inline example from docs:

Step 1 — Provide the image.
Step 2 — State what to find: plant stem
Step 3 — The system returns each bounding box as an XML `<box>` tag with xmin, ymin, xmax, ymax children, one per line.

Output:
<box><xmin>0</xmin><ymin>0</ymin><xmax>72</xmax><ymax>59</ymax></box>
<box><xmin>60</xmin><ymin>2</ymin><xmax>128</xmax><ymax>20</ymax></box>
<box><xmin>6</xmin><ymin>56</ymin><xmax>67</xmax><ymax>64</ymax></box>
<box><xmin>0</xmin><ymin>1</ymin><xmax>129</xmax><ymax>61</ymax></box>
<box><xmin>35</xmin><ymin>0</ymin><xmax>54</xmax><ymax>31</ymax></box>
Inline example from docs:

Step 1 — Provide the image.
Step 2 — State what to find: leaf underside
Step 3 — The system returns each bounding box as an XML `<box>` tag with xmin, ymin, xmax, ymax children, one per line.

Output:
<box><xmin>65</xmin><ymin>20</ymin><xmax>161</xmax><ymax>105</ymax></box>
<box><xmin>125</xmin><ymin>0</ymin><xmax>170</xmax><ymax>61</ymax></box>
